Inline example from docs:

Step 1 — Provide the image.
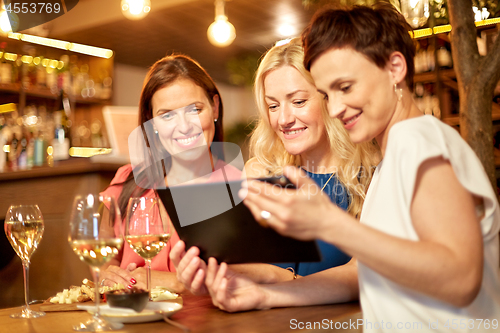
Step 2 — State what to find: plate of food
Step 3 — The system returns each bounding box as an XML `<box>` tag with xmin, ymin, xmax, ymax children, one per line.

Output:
<box><xmin>42</xmin><ymin>280</ymin><xmax>182</xmax><ymax>313</ymax></box>
<box><xmin>41</xmin><ymin>278</ymin><xmax>125</xmax><ymax>312</ymax></box>
<box><xmin>77</xmin><ymin>301</ymin><xmax>183</xmax><ymax>324</ymax></box>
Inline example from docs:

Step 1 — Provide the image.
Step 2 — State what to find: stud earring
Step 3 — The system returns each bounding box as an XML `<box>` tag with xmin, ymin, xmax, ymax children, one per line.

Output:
<box><xmin>394</xmin><ymin>83</ymin><xmax>403</xmax><ymax>102</ymax></box>
<box><xmin>154</xmin><ymin>130</ymin><xmax>159</xmax><ymax>134</ymax></box>
<box><xmin>214</xmin><ymin>119</ymin><xmax>218</xmax><ymax>123</ymax></box>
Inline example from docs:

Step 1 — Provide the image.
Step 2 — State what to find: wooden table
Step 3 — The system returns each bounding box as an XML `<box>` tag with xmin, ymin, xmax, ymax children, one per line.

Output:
<box><xmin>0</xmin><ymin>294</ymin><xmax>362</xmax><ymax>333</ymax></box>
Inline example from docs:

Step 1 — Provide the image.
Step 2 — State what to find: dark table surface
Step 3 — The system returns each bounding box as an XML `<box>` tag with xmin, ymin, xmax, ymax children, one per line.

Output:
<box><xmin>0</xmin><ymin>294</ymin><xmax>363</xmax><ymax>333</ymax></box>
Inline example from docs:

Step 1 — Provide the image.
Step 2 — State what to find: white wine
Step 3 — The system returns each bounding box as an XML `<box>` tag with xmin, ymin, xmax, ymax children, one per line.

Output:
<box><xmin>4</xmin><ymin>221</ymin><xmax>44</xmax><ymax>262</ymax></box>
<box><xmin>125</xmin><ymin>234</ymin><xmax>171</xmax><ymax>259</ymax></box>
<box><xmin>71</xmin><ymin>239</ymin><xmax>123</xmax><ymax>267</ymax></box>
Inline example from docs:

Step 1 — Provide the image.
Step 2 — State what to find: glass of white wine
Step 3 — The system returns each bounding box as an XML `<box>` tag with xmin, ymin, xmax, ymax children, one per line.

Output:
<box><xmin>125</xmin><ymin>197</ymin><xmax>170</xmax><ymax>297</ymax></box>
<box><xmin>68</xmin><ymin>194</ymin><xmax>123</xmax><ymax>332</ymax></box>
<box><xmin>4</xmin><ymin>205</ymin><xmax>45</xmax><ymax>318</ymax></box>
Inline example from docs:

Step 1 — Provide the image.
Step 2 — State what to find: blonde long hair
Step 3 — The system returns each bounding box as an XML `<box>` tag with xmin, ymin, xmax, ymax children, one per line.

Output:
<box><xmin>249</xmin><ymin>38</ymin><xmax>380</xmax><ymax>217</ymax></box>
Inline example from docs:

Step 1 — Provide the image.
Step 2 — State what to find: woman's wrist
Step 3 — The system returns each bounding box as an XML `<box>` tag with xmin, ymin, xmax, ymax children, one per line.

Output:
<box><xmin>255</xmin><ymin>285</ymin><xmax>272</xmax><ymax>310</ymax></box>
<box><xmin>318</xmin><ymin>204</ymin><xmax>351</xmax><ymax>246</ymax></box>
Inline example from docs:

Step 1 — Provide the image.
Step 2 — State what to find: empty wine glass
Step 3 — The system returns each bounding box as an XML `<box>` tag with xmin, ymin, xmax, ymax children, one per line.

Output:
<box><xmin>125</xmin><ymin>197</ymin><xmax>170</xmax><ymax>298</ymax></box>
<box><xmin>68</xmin><ymin>194</ymin><xmax>123</xmax><ymax>331</ymax></box>
<box><xmin>4</xmin><ymin>205</ymin><xmax>45</xmax><ymax>318</ymax></box>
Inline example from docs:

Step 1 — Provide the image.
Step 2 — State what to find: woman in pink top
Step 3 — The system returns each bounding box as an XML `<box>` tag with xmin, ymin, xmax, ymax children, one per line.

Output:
<box><xmin>100</xmin><ymin>54</ymin><xmax>240</xmax><ymax>292</ymax></box>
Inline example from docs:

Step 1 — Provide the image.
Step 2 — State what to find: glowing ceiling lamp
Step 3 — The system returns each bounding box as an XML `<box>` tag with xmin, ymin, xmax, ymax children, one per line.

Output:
<box><xmin>7</xmin><ymin>32</ymin><xmax>114</xmax><ymax>58</ymax></box>
<box><xmin>400</xmin><ymin>0</ymin><xmax>430</xmax><ymax>28</ymax></box>
<box><xmin>278</xmin><ymin>24</ymin><xmax>296</xmax><ymax>37</ymax></box>
<box><xmin>121</xmin><ymin>0</ymin><xmax>151</xmax><ymax>20</ymax></box>
<box><xmin>207</xmin><ymin>0</ymin><xmax>236</xmax><ymax>47</ymax></box>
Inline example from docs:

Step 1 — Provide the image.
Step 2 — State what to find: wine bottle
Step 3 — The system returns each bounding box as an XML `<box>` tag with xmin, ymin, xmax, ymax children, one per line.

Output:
<box><xmin>0</xmin><ymin>116</ymin><xmax>6</xmax><ymax>172</ymax></box>
<box><xmin>52</xmin><ymin>91</ymin><xmax>71</xmax><ymax>161</ymax></box>
<box><xmin>9</xmin><ymin>130</ymin><xmax>19</xmax><ymax>171</ymax></box>
<box><xmin>18</xmin><ymin>132</ymin><xmax>28</xmax><ymax>170</ymax></box>
<box><xmin>0</xmin><ymin>42</ymin><xmax>12</xmax><ymax>84</ymax></box>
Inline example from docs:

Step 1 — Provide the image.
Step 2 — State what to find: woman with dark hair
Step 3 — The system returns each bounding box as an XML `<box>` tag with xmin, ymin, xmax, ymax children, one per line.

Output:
<box><xmin>99</xmin><ymin>54</ymin><xmax>240</xmax><ymax>292</ymax></box>
<box><xmin>203</xmin><ymin>3</ymin><xmax>500</xmax><ymax>326</ymax></box>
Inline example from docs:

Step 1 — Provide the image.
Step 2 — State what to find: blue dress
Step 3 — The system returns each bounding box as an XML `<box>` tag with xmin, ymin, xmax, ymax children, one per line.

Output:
<box><xmin>273</xmin><ymin>170</ymin><xmax>351</xmax><ymax>275</ymax></box>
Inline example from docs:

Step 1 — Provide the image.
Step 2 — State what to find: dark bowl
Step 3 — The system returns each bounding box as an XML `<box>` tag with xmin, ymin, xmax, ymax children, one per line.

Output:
<box><xmin>105</xmin><ymin>288</ymin><xmax>149</xmax><ymax>313</ymax></box>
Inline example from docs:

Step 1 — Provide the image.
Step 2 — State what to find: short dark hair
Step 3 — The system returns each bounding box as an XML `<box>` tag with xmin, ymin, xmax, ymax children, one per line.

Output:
<box><xmin>302</xmin><ymin>3</ymin><xmax>416</xmax><ymax>91</ymax></box>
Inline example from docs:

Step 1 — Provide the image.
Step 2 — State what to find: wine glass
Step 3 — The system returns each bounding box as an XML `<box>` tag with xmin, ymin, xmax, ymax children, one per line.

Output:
<box><xmin>4</xmin><ymin>205</ymin><xmax>45</xmax><ymax>318</ymax></box>
<box><xmin>125</xmin><ymin>197</ymin><xmax>170</xmax><ymax>297</ymax></box>
<box><xmin>68</xmin><ymin>194</ymin><xmax>123</xmax><ymax>332</ymax></box>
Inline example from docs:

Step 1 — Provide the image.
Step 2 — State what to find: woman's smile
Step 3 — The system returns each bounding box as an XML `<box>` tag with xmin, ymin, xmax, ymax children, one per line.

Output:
<box><xmin>174</xmin><ymin>133</ymin><xmax>202</xmax><ymax>148</ymax></box>
<box><xmin>281</xmin><ymin>127</ymin><xmax>307</xmax><ymax>139</ymax></box>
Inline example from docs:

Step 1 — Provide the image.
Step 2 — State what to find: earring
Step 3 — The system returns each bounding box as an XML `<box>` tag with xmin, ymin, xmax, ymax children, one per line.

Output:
<box><xmin>214</xmin><ymin>119</ymin><xmax>218</xmax><ymax>123</ymax></box>
<box><xmin>154</xmin><ymin>130</ymin><xmax>159</xmax><ymax>134</ymax></box>
<box><xmin>394</xmin><ymin>83</ymin><xmax>403</xmax><ymax>102</ymax></box>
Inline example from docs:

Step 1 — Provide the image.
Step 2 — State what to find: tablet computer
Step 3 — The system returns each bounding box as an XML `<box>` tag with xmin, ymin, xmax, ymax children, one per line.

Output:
<box><xmin>157</xmin><ymin>180</ymin><xmax>321</xmax><ymax>264</ymax></box>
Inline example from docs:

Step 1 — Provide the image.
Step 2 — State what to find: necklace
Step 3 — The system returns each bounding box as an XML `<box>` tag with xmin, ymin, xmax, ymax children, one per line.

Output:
<box><xmin>321</xmin><ymin>173</ymin><xmax>335</xmax><ymax>192</ymax></box>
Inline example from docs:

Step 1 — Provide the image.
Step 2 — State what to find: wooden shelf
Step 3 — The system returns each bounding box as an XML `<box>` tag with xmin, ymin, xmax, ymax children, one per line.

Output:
<box><xmin>0</xmin><ymin>157</ymin><xmax>122</xmax><ymax>182</ymax></box>
<box><xmin>23</xmin><ymin>87</ymin><xmax>59</xmax><ymax>99</ymax></box>
<box><xmin>442</xmin><ymin>102</ymin><xmax>500</xmax><ymax>126</ymax></box>
<box><xmin>73</xmin><ymin>95</ymin><xmax>112</xmax><ymax>105</ymax></box>
<box><xmin>414</xmin><ymin>71</ymin><xmax>437</xmax><ymax>83</ymax></box>
<box><xmin>0</xmin><ymin>85</ymin><xmax>111</xmax><ymax>105</ymax></box>
<box><xmin>0</xmin><ymin>83</ymin><xmax>22</xmax><ymax>94</ymax></box>
<box><xmin>414</xmin><ymin>68</ymin><xmax>456</xmax><ymax>83</ymax></box>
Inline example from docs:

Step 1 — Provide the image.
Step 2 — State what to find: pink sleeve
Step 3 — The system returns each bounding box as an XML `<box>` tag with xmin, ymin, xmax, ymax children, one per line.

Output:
<box><xmin>100</xmin><ymin>164</ymin><xmax>181</xmax><ymax>273</ymax></box>
<box><xmin>208</xmin><ymin>160</ymin><xmax>242</xmax><ymax>182</ymax></box>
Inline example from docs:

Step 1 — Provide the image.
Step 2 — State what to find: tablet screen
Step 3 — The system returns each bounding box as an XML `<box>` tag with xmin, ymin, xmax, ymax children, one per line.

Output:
<box><xmin>157</xmin><ymin>181</ymin><xmax>321</xmax><ymax>264</ymax></box>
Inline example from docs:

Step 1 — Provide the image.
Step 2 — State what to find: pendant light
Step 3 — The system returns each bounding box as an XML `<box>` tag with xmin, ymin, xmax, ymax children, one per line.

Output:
<box><xmin>207</xmin><ymin>0</ymin><xmax>236</xmax><ymax>47</ymax></box>
<box><xmin>121</xmin><ymin>0</ymin><xmax>151</xmax><ymax>20</ymax></box>
<box><xmin>400</xmin><ymin>0</ymin><xmax>430</xmax><ymax>28</ymax></box>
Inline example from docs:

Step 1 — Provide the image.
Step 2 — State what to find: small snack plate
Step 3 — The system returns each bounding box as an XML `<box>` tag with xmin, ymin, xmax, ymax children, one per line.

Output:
<box><xmin>77</xmin><ymin>301</ymin><xmax>183</xmax><ymax>324</ymax></box>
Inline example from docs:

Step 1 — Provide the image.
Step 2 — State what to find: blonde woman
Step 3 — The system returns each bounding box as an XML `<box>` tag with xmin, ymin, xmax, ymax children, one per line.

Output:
<box><xmin>171</xmin><ymin>38</ymin><xmax>379</xmax><ymax>308</ymax></box>
<box><xmin>243</xmin><ymin>37</ymin><xmax>379</xmax><ymax>276</ymax></box>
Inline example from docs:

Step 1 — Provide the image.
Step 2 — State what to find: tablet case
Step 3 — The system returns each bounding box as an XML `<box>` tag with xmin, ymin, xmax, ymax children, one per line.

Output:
<box><xmin>157</xmin><ymin>180</ymin><xmax>321</xmax><ymax>264</ymax></box>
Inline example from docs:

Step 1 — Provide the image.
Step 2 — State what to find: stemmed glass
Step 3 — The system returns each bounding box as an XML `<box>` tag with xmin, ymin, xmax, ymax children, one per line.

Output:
<box><xmin>125</xmin><ymin>197</ymin><xmax>170</xmax><ymax>297</ymax></box>
<box><xmin>4</xmin><ymin>205</ymin><xmax>45</xmax><ymax>318</ymax></box>
<box><xmin>68</xmin><ymin>194</ymin><xmax>123</xmax><ymax>332</ymax></box>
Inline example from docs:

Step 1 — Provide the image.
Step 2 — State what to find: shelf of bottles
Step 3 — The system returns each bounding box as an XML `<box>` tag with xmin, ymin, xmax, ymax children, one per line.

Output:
<box><xmin>0</xmin><ymin>37</ymin><xmax>112</xmax><ymax>173</ymax></box>
<box><xmin>412</xmin><ymin>36</ymin><xmax>455</xmax><ymax>121</ymax></box>
<box><xmin>412</xmin><ymin>21</ymin><xmax>500</xmax><ymax>126</ymax></box>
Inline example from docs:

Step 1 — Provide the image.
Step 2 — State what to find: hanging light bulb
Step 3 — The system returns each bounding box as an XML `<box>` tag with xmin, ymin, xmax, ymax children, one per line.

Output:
<box><xmin>121</xmin><ymin>0</ymin><xmax>151</xmax><ymax>20</ymax></box>
<box><xmin>207</xmin><ymin>0</ymin><xmax>236</xmax><ymax>47</ymax></box>
<box><xmin>400</xmin><ymin>0</ymin><xmax>430</xmax><ymax>28</ymax></box>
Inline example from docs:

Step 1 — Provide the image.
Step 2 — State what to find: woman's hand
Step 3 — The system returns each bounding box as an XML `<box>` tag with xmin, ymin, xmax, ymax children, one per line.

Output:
<box><xmin>170</xmin><ymin>240</ymin><xmax>209</xmax><ymax>295</ymax></box>
<box><xmin>100</xmin><ymin>263</ymin><xmax>136</xmax><ymax>288</ymax></box>
<box><xmin>125</xmin><ymin>264</ymin><xmax>148</xmax><ymax>290</ymax></box>
<box><xmin>205</xmin><ymin>258</ymin><xmax>268</xmax><ymax>313</ymax></box>
<box><xmin>241</xmin><ymin>166</ymin><xmax>346</xmax><ymax>241</ymax></box>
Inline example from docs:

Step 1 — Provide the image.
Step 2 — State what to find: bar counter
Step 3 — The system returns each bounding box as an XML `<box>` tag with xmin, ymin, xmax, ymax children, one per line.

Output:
<box><xmin>0</xmin><ymin>157</ymin><xmax>124</xmax><ymax>218</ymax></box>
<box><xmin>0</xmin><ymin>157</ymin><xmax>124</xmax><ymax>309</ymax></box>
<box><xmin>0</xmin><ymin>294</ymin><xmax>362</xmax><ymax>333</ymax></box>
